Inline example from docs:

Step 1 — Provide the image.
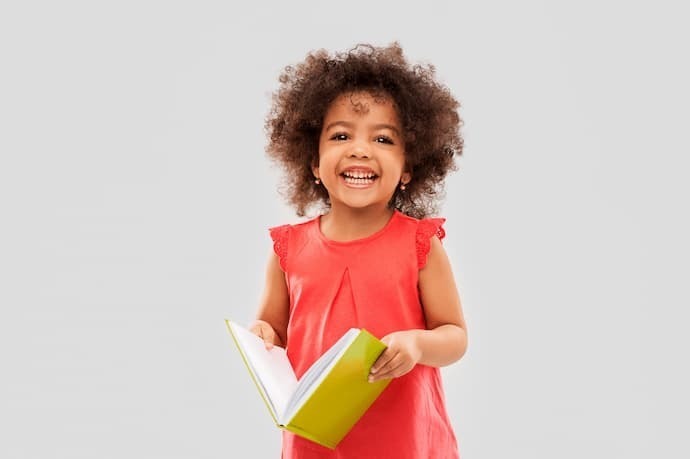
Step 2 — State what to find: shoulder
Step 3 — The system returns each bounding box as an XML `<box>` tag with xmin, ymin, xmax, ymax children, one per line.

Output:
<box><xmin>395</xmin><ymin>212</ymin><xmax>446</xmax><ymax>238</ymax></box>
<box><xmin>268</xmin><ymin>215</ymin><xmax>318</xmax><ymax>241</ymax></box>
<box><xmin>268</xmin><ymin>216</ymin><xmax>320</xmax><ymax>271</ymax></box>
<box><xmin>394</xmin><ymin>212</ymin><xmax>447</xmax><ymax>269</ymax></box>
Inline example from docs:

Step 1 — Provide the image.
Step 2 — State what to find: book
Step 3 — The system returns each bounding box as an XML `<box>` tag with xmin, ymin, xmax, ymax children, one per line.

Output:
<box><xmin>224</xmin><ymin>320</ymin><xmax>391</xmax><ymax>449</ymax></box>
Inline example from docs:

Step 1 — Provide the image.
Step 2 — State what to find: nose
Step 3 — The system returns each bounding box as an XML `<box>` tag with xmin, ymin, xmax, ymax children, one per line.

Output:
<box><xmin>348</xmin><ymin>144</ymin><xmax>370</xmax><ymax>159</ymax></box>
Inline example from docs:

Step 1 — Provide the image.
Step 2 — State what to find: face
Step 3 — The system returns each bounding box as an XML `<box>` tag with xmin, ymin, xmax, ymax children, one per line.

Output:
<box><xmin>314</xmin><ymin>91</ymin><xmax>411</xmax><ymax>213</ymax></box>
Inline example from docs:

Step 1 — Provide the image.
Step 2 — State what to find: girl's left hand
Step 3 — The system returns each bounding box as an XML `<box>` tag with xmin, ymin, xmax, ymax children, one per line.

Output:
<box><xmin>369</xmin><ymin>330</ymin><xmax>422</xmax><ymax>382</ymax></box>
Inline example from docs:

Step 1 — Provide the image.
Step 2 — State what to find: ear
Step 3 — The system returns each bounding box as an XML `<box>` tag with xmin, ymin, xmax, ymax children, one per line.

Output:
<box><xmin>312</xmin><ymin>163</ymin><xmax>320</xmax><ymax>179</ymax></box>
<box><xmin>401</xmin><ymin>170</ymin><xmax>411</xmax><ymax>185</ymax></box>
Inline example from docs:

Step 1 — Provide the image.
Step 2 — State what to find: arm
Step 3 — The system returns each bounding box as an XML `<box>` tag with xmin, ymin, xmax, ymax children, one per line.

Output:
<box><xmin>370</xmin><ymin>236</ymin><xmax>467</xmax><ymax>381</ymax></box>
<box><xmin>249</xmin><ymin>250</ymin><xmax>290</xmax><ymax>349</ymax></box>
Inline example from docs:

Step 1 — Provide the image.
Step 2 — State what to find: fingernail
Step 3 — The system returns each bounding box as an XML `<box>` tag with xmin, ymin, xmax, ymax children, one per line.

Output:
<box><xmin>368</xmin><ymin>376</ymin><xmax>375</xmax><ymax>383</ymax></box>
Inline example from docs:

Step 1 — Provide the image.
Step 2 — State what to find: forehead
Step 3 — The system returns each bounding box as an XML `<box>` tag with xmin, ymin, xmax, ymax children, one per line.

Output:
<box><xmin>324</xmin><ymin>91</ymin><xmax>400</xmax><ymax>123</ymax></box>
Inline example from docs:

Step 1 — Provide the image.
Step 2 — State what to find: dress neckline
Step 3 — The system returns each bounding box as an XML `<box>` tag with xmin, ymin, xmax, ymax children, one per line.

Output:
<box><xmin>315</xmin><ymin>210</ymin><xmax>400</xmax><ymax>246</ymax></box>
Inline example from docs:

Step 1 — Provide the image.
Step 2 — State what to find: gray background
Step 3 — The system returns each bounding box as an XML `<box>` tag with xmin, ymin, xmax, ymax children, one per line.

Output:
<box><xmin>1</xmin><ymin>1</ymin><xmax>688</xmax><ymax>458</ymax></box>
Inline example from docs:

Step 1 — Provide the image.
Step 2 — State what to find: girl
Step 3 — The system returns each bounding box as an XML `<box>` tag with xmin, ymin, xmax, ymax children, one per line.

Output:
<box><xmin>250</xmin><ymin>42</ymin><xmax>467</xmax><ymax>458</ymax></box>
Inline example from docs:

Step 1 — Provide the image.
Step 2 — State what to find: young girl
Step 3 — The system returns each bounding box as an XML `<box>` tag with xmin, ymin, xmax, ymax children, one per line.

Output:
<box><xmin>250</xmin><ymin>42</ymin><xmax>467</xmax><ymax>458</ymax></box>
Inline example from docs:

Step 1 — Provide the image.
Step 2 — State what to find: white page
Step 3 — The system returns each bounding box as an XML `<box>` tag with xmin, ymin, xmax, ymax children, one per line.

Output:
<box><xmin>228</xmin><ymin>321</ymin><xmax>298</xmax><ymax>420</ymax></box>
<box><xmin>283</xmin><ymin>329</ymin><xmax>359</xmax><ymax>423</ymax></box>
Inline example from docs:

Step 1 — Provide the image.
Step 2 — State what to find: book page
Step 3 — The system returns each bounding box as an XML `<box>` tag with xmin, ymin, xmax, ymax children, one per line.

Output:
<box><xmin>283</xmin><ymin>328</ymin><xmax>359</xmax><ymax>423</ymax></box>
<box><xmin>228</xmin><ymin>321</ymin><xmax>298</xmax><ymax>420</ymax></box>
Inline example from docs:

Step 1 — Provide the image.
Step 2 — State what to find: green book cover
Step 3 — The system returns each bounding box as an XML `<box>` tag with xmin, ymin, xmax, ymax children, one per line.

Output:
<box><xmin>225</xmin><ymin>320</ymin><xmax>391</xmax><ymax>449</ymax></box>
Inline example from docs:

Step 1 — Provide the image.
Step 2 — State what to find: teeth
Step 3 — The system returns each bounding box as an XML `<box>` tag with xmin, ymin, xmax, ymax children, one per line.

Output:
<box><xmin>343</xmin><ymin>171</ymin><xmax>376</xmax><ymax>179</ymax></box>
<box><xmin>344</xmin><ymin>175</ymin><xmax>375</xmax><ymax>184</ymax></box>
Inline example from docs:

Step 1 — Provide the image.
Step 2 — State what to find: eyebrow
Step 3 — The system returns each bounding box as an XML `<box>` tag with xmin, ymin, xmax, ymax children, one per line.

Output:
<box><xmin>324</xmin><ymin>121</ymin><xmax>401</xmax><ymax>136</ymax></box>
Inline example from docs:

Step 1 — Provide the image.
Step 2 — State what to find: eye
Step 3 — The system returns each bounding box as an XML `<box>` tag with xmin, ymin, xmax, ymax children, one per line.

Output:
<box><xmin>375</xmin><ymin>135</ymin><xmax>394</xmax><ymax>145</ymax></box>
<box><xmin>330</xmin><ymin>132</ymin><xmax>349</xmax><ymax>141</ymax></box>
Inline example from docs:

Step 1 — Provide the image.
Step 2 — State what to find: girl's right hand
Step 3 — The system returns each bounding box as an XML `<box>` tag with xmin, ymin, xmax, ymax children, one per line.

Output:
<box><xmin>249</xmin><ymin>319</ymin><xmax>282</xmax><ymax>350</ymax></box>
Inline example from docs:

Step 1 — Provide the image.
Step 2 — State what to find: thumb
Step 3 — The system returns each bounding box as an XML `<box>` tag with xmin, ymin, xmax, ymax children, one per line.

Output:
<box><xmin>249</xmin><ymin>321</ymin><xmax>276</xmax><ymax>350</ymax></box>
<box><xmin>259</xmin><ymin>324</ymin><xmax>276</xmax><ymax>350</ymax></box>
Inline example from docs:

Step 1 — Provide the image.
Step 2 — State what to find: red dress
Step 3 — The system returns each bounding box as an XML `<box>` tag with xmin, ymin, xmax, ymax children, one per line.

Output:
<box><xmin>269</xmin><ymin>210</ymin><xmax>460</xmax><ymax>459</ymax></box>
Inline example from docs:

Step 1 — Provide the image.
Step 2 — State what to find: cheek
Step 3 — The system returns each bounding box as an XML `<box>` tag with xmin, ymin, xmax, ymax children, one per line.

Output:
<box><xmin>316</xmin><ymin>148</ymin><xmax>339</xmax><ymax>169</ymax></box>
<box><xmin>387</xmin><ymin>154</ymin><xmax>407</xmax><ymax>175</ymax></box>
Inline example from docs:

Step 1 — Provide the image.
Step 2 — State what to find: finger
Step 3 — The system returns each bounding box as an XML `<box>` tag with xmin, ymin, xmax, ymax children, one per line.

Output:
<box><xmin>370</xmin><ymin>349</ymin><xmax>396</xmax><ymax>374</ymax></box>
<box><xmin>369</xmin><ymin>354</ymin><xmax>403</xmax><ymax>381</ymax></box>
<box><xmin>373</xmin><ymin>354</ymin><xmax>403</xmax><ymax>379</ymax></box>
<box><xmin>371</xmin><ymin>357</ymin><xmax>411</xmax><ymax>381</ymax></box>
<box><xmin>251</xmin><ymin>323</ymin><xmax>275</xmax><ymax>350</ymax></box>
<box><xmin>260</xmin><ymin>327</ymin><xmax>275</xmax><ymax>350</ymax></box>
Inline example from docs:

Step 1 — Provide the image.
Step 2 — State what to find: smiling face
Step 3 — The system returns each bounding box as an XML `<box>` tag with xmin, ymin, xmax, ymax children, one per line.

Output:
<box><xmin>314</xmin><ymin>91</ymin><xmax>411</xmax><ymax>213</ymax></box>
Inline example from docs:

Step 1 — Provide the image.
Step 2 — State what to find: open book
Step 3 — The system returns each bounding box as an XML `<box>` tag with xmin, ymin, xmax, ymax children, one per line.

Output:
<box><xmin>225</xmin><ymin>320</ymin><xmax>391</xmax><ymax>449</ymax></box>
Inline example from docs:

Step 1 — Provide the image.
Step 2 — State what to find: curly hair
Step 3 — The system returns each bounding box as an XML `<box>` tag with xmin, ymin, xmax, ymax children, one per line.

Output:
<box><xmin>265</xmin><ymin>42</ymin><xmax>463</xmax><ymax>219</ymax></box>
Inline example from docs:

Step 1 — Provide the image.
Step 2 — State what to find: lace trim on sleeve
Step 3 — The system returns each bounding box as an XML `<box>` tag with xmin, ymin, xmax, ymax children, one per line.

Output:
<box><xmin>416</xmin><ymin>218</ymin><xmax>446</xmax><ymax>269</ymax></box>
<box><xmin>268</xmin><ymin>224</ymin><xmax>290</xmax><ymax>271</ymax></box>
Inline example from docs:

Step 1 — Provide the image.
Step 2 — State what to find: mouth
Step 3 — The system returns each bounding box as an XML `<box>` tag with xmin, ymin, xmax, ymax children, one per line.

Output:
<box><xmin>340</xmin><ymin>168</ymin><xmax>379</xmax><ymax>186</ymax></box>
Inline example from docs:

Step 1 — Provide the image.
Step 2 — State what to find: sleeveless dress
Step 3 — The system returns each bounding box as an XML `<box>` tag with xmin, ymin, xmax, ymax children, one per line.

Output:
<box><xmin>269</xmin><ymin>210</ymin><xmax>460</xmax><ymax>459</ymax></box>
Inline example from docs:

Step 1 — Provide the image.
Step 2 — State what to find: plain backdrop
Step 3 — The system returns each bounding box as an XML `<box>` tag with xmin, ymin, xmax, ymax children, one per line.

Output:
<box><xmin>1</xmin><ymin>1</ymin><xmax>688</xmax><ymax>458</ymax></box>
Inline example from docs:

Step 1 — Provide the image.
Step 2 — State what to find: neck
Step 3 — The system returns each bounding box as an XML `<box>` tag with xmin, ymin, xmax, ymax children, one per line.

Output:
<box><xmin>320</xmin><ymin>205</ymin><xmax>395</xmax><ymax>242</ymax></box>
